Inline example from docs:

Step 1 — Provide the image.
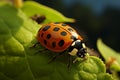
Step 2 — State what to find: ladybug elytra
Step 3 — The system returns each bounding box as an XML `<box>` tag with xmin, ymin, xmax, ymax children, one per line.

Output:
<box><xmin>36</xmin><ymin>22</ymin><xmax>87</xmax><ymax>59</ymax></box>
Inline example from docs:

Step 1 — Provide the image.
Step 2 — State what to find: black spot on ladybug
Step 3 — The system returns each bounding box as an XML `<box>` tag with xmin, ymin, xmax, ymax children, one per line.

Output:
<box><xmin>54</xmin><ymin>22</ymin><xmax>60</xmax><ymax>24</ymax></box>
<box><xmin>62</xmin><ymin>23</ymin><xmax>67</xmax><ymax>26</ymax></box>
<box><xmin>58</xmin><ymin>40</ymin><xmax>64</xmax><ymax>47</ymax></box>
<box><xmin>42</xmin><ymin>26</ymin><xmax>50</xmax><ymax>31</ymax></box>
<box><xmin>52</xmin><ymin>42</ymin><xmax>56</xmax><ymax>48</ymax></box>
<box><xmin>44</xmin><ymin>40</ymin><xmax>47</xmax><ymax>45</ymax></box>
<box><xmin>41</xmin><ymin>33</ymin><xmax>44</xmax><ymax>37</ymax></box>
<box><xmin>68</xmin><ymin>28</ymin><xmax>73</xmax><ymax>32</ymax></box>
<box><xmin>38</xmin><ymin>28</ymin><xmax>41</xmax><ymax>32</ymax></box>
<box><xmin>53</xmin><ymin>27</ymin><xmax>60</xmax><ymax>31</ymax></box>
<box><xmin>61</xmin><ymin>31</ymin><xmax>67</xmax><ymax>36</ymax></box>
<box><xmin>46</xmin><ymin>34</ymin><xmax>51</xmax><ymax>39</ymax></box>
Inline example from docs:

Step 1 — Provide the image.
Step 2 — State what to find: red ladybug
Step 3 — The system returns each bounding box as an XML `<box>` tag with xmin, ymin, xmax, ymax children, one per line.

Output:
<box><xmin>37</xmin><ymin>22</ymin><xmax>87</xmax><ymax>58</ymax></box>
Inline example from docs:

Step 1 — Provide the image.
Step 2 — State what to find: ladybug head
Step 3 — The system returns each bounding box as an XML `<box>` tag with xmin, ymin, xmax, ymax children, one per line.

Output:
<box><xmin>68</xmin><ymin>40</ymin><xmax>87</xmax><ymax>58</ymax></box>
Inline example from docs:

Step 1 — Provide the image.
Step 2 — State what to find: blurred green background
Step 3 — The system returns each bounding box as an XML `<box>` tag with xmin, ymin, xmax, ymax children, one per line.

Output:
<box><xmin>31</xmin><ymin>0</ymin><xmax>120</xmax><ymax>52</ymax></box>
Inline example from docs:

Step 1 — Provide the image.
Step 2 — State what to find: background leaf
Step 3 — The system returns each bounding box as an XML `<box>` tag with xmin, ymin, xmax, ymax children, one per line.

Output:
<box><xmin>97</xmin><ymin>39</ymin><xmax>120</xmax><ymax>71</ymax></box>
<box><xmin>21</xmin><ymin>1</ymin><xmax>74</xmax><ymax>23</ymax></box>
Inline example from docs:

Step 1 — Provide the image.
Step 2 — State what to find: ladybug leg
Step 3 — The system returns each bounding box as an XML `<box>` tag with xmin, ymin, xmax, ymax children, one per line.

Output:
<box><xmin>30</xmin><ymin>42</ymin><xmax>49</xmax><ymax>55</ymax></box>
<box><xmin>48</xmin><ymin>52</ymin><xmax>64</xmax><ymax>64</ymax></box>
<box><xmin>67</xmin><ymin>54</ymin><xmax>72</xmax><ymax>70</ymax></box>
<box><xmin>30</xmin><ymin>42</ymin><xmax>40</xmax><ymax>48</ymax></box>
<box><xmin>34</xmin><ymin>48</ymin><xmax>48</xmax><ymax>55</ymax></box>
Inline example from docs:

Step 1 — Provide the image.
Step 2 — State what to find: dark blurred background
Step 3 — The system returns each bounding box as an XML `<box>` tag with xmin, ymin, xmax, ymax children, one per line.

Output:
<box><xmin>33</xmin><ymin>0</ymin><xmax>120</xmax><ymax>52</ymax></box>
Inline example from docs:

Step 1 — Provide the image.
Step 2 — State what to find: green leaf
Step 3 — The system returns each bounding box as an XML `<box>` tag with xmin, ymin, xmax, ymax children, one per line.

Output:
<box><xmin>97</xmin><ymin>73</ymin><xmax>114</xmax><ymax>80</ymax></box>
<box><xmin>0</xmin><ymin>2</ymin><xmax>40</xmax><ymax>80</ymax></box>
<box><xmin>97</xmin><ymin>39</ymin><xmax>120</xmax><ymax>71</ymax></box>
<box><xmin>0</xmin><ymin>2</ymin><xmax>113</xmax><ymax>80</ymax></box>
<box><xmin>21</xmin><ymin>1</ymin><xmax>74</xmax><ymax>23</ymax></box>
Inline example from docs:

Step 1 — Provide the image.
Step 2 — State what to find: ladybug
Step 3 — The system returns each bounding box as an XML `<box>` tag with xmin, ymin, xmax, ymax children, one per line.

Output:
<box><xmin>36</xmin><ymin>22</ymin><xmax>87</xmax><ymax>59</ymax></box>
